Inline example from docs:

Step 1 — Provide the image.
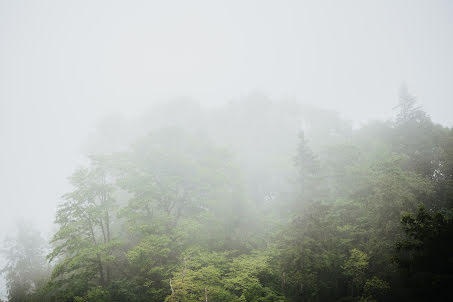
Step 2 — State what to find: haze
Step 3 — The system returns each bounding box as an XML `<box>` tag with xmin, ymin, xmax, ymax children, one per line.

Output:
<box><xmin>1</xmin><ymin>1</ymin><xmax>453</xmax><ymax>300</ymax></box>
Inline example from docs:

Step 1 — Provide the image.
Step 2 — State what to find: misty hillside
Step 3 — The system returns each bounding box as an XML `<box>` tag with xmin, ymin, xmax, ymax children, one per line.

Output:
<box><xmin>1</xmin><ymin>1</ymin><xmax>453</xmax><ymax>302</ymax></box>
<box><xmin>2</xmin><ymin>92</ymin><xmax>453</xmax><ymax>302</ymax></box>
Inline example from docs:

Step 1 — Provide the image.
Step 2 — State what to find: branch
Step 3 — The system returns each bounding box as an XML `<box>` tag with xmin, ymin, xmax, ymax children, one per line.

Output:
<box><xmin>170</xmin><ymin>278</ymin><xmax>174</xmax><ymax>295</ymax></box>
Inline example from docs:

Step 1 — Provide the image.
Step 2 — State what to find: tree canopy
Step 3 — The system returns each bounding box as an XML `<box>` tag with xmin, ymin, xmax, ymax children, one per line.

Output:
<box><xmin>2</xmin><ymin>94</ymin><xmax>453</xmax><ymax>302</ymax></box>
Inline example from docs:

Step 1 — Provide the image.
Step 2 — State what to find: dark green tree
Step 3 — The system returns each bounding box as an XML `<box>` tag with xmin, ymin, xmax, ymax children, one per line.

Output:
<box><xmin>395</xmin><ymin>206</ymin><xmax>453</xmax><ymax>301</ymax></box>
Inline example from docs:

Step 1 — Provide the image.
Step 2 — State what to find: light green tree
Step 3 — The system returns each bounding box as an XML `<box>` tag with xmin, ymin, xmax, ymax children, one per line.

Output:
<box><xmin>343</xmin><ymin>249</ymin><xmax>369</xmax><ymax>298</ymax></box>
<box><xmin>47</xmin><ymin>157</ymin><xmax>118</xmax><ymax>299</ymax></box>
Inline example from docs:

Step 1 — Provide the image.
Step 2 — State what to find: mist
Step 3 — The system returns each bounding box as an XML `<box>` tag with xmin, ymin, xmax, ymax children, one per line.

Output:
<box><xmin>1</xmin><ymin>1</ymin><xmax>453</xmax><ymax>301</ymax></box>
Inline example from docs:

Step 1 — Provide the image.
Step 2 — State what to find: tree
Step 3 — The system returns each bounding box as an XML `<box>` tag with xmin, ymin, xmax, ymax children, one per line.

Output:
<box><xmin>165</xmin><ymin>250</ymin><xmax>283</xmax><ymax>302</ymax></box>
<box><xmin>113</xmin><ymin>128</ymin><xmax>251</xmax><ymax>301</ymax></box>
<box><xmin>395</xmin><ymin>84</ymin><xmax>428</xmax><ymax>125</ymax></box>
<box><xmin>293</xmin><ymin>131</ymin><xmax>322</xmax><ymax>210</ymax></box>
<box><xmin>362</xmin><ymin>277</ymin><xmax>390</xmax><ymax>302</ymax></box>
<box><xmin>343</xmin><ymin>249</ymin><xmax>369</xmax><ymax>298</ymax></box>
<box><xmin>47</xmin><ymin>156</ymin><xmax>118</xmax><ymax>300</ymax></box>
<box><xmin>74</xmin><ymin>287</ymin><xmax>110</xmax><ymax>302</ymax></box>
<box><xmin>0</xmin><ymin>223</ymin><xmax>49</xmax><ymax>302</ymax></box>
<box><xmin>395</xmin><ymin>206</ymin><xmax>453</xmax><ymax>301</ymax></box>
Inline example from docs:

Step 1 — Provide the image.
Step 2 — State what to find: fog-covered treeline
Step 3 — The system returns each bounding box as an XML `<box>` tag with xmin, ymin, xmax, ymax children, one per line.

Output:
<box><xmin>2</xmin><ymin>90</ymin><xmax>452</xmax><ymax>302</ymax></box>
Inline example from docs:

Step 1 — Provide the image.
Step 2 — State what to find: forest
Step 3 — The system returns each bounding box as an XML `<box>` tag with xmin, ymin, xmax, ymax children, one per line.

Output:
<box><xmin>1</xmin><ymin>89</ymin><xmax>453</xmax><ymax>302</ymax></box>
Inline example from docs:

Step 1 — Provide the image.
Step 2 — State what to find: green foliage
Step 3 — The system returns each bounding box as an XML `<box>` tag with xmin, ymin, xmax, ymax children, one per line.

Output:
<box><xmin>343</xmin><ymin>249</ymin><xmax>369</xmax><ymax>282</ymax></box>
<box><xmin>165</xmin><ymin>250</ymin><xmax>283</xmax><ymax>302</ymax></box>
<box><xmin>395</xmin><ymin>206</ymin><xmax>453</xmax><ymax>301</ymax></box>
<box><xmin>342</xmin><ymin>249</ymin><xmax>369</xmax><ymax>298</ymax></box>
<box><xmin>362</xmin><ymin>277</ymin><xmax>390</xmax><ymax>301</ymax></box>
<box><xmin>46</xmin><ymin>157</ymin><xmax>119</xmax><ymax>300</ymax></box>
<box><xmin>74</xmin><ymin>287</ymin><xmax>110</xmax><ymax>302</ymax></box>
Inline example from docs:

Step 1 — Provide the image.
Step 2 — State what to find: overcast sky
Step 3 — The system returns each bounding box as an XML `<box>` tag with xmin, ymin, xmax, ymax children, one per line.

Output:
<box><xmin>0</xmin><ymin>1</ymin><xmax>452</xmax><ymax>295</ymax></box>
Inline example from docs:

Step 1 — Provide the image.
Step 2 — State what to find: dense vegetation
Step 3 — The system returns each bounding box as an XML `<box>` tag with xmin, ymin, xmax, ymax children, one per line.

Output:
<box><xmin>2</xmin><ymin>90</ymin><xmax>453</xmax><ymax>302</ymax></box>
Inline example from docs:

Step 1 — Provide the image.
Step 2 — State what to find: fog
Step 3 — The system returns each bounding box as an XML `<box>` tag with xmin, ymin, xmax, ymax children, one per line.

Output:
<box><xmin>1</xmin><ymin>1</ymin><xmax>453</xmax><ymax>300</ymax></box>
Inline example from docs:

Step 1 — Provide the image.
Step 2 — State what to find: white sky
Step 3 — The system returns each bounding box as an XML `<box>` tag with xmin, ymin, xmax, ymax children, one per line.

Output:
<box><xmin>0</xmin><ymin>0</ymin><xmax>452</xmax><ymax>297</ymax></box>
